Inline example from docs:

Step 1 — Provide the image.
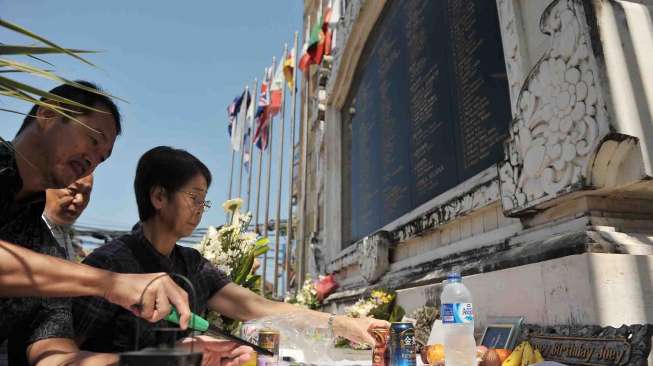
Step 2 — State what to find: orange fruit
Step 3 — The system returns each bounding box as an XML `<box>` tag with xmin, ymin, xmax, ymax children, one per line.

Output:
<box><xmin>426</xmin><ymin>344</ymin><xmax>446</xmax><ymax>363</ymax></box>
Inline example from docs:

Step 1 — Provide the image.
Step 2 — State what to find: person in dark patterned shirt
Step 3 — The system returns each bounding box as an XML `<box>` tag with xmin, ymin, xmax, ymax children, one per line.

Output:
<box><xmin>0</xmin><ymin>82</ymin><xmax>195</xmax><ymax>366</ymax></box>
<box><xmin>73</xmin><ymin>146</ymin><xmax>390</xmax><ymax>356</ymax></box>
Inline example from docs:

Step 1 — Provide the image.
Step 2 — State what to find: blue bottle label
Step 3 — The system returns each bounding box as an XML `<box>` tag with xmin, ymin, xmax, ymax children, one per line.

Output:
<box><xmin>441</xmin><ymin>303</ymin><xmax>474</xmax><ymax>324</ymax></box>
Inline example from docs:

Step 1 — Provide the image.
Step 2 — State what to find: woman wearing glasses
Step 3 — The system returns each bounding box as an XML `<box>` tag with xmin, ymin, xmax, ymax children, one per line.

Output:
<box><xmin>70</xmin><ymin>146</ymin><xmax>388</xmax><ymax>364</ymax></box>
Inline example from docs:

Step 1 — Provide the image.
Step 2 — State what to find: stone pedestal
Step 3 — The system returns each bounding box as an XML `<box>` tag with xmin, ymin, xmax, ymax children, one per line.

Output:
<box><xmin>396</xmin><ymin>251</ymin><xmax>653</xmax><ymax>364</ymax></box>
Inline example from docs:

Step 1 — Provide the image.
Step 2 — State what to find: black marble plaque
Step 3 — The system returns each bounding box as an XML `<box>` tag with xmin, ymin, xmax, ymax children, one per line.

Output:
<box><xmin>343</xmin><ymin>0</ymin><xmax>511</xmax><ymax>246</ymax></box>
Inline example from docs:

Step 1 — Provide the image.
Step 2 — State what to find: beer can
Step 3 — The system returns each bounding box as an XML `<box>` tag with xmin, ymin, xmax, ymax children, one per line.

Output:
<box><xmin>371</xmin><ymin>327</ymin><xmax>390</xmax><ymax>366</ymax></box>
<box><xmin>257</xmin><ymin>328</ymin><xmax>280</xmax><ymax>362</ymax></box>
<box><xmin>389</xmin><ymin>322</ymin><xmax>416</xmax><ymax>366</ymax></box>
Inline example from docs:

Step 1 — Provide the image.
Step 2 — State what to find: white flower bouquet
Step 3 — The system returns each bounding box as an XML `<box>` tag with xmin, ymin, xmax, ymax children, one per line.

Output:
<box><xmin>198</xmin><ymin>198</ymin><xmax>269</xmax><ymax>332</ymax></box>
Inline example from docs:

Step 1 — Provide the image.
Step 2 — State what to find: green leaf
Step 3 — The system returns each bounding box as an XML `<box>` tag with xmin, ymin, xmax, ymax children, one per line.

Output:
<box><xmin>234</xmin><ymin>255</ymin><xmax>255</xmax><ymax>285</ymax></box>
<box><xmin>0</xmin><ymin>58</ymin><xmax>126</xmax><ymax>102</ymax></box>
<box><xmin>252</xmin><ymin>243</ymin><xmax>270</xmax><ymax>257</ymax></box>
<box><xmin>244</xmin><ymin>274</ymin><xmax>260</xmax><ymax>289</ymax></box>
<box><xmin>389</xmin><ymin>305</ymin><xmax>406</xmax><ymax>323</ymax></box>
<box><xmin>0</xmin><ymin>108</ymin><xmax>29</xmax><ymax>116</ymax></box>
<box><xmin>0</xmin><ymin>19</ymin><xmax>94</xmax><ymax>66</ymax></box>
<box><xmin>0</xmin><ymin>45</ymin><xmax>96</xmax><ymax>56</ymax></box>
<box><xmin>0</xmin><ymin>85</ymin><xmax>84</xmax><ymax>115</ymax></box>
<box><xmin>0</xmin><ymin>75</ymin><xmax>106</xmax><ymax>116</ymax></box>
<box><xmin>256</xmin><ymin>237</ymin><xmax>270</xmax><ymax>246</ymax></box>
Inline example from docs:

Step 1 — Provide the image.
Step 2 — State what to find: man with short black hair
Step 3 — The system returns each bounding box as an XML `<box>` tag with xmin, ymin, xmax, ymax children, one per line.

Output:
<box><xmin>0</xmin><ymin>81</ymin><xmax>192</xmax><ymax>365</ymax></box>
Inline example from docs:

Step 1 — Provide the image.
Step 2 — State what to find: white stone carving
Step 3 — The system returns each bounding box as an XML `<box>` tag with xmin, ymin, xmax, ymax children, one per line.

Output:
<box><xmin>358</xmin><ymin>232</ymin><xmax>390</xmax><ymax>284</ymax></box>
<box><xmin>499</xmin><ymin>0</ymin><xmax>610</xmax><ymax>213</ymax></box>
<box><xmin>496</xmin><ymin>0</ymin><xmax>527</xmax><ymax>113</ymax></box>
<box><xmin>395</xmin><ymin>179</ymin><xmax>500</xmax><ymax>242</ymax></box>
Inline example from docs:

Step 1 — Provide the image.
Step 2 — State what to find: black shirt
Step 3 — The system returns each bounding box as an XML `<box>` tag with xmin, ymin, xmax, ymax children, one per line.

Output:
<box><xmin>73</xmin><ymin>225</ymin><xmax>231</xmax><ymax>352</ymax></box>
<box><xmin>0</xmin><ymin>142</ymin><xmax>73</xmax><ymax>364</ymax></box>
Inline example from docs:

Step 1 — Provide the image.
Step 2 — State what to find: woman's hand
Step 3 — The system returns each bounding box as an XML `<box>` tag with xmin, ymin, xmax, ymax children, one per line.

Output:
<box><xmin>177</xmin><ymin>336</ymin><xmax>253</xmax><ymax>366</ymax></box>
<box><xmin>333</xmin><ymin>315</ymin><xmax>390</xmax><ymax>347</ymax></box>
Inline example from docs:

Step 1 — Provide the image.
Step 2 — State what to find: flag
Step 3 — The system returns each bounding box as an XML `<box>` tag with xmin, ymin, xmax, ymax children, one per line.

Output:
<box><xmin>269</xmin><ymin>52</ymin><xmax>285</xmax><ymax>117</ymax></box>
<box><xmin>254</xmin><ymin>67</ymin><xmax>272</xmax><ymax>150</ymax></box>
<box><xmin>298</xmin><ymin>19</ymin><xmax>312</xmax><ymax>73</ymax></box>
<box><xmin>307</xmin><ymin>1</ymin><xmax>325</xmax><ymax>65</ymax></box>
<box><xmin>254</xmin><ymin>106</ymin><xmax>269</xmax><ymax>150</ymax></box>
<box><xmin>231</xmin><ymin>89</ymin><xmax>250</xmax><ymax>151</ymax></box>
<box><xmin>243</xmin><ymin>92</ymin><xmax>256</xmax><ymax>168</ymax></box>
<box><xmin>324</xmin><ymin>0</ymin><xmax>342</xmax><ymax>56</ymax></box>
<box><xmin>227</xmin><ymin>94</ymin><xmax>244</xmax><ymax>144</ymax></box>
<box><xmin>283</xmin><ymin>47</ymin><xmax>295</xmax><ymax>91</ymax></box>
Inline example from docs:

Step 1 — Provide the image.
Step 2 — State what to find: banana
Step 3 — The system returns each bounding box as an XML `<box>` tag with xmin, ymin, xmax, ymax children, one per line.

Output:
<box><xmin>533</xmin><ymin>349</ymin><xmax>545</xmax><ymax>363</ymax></box>
<box><xmin>521</xmin><ymin>342</ymin><xmax>534</xmax><ymax>366</ymax></box>
<box><xmin>502</xmin><ymin>342</ymin><xmax>525</xmax><ymax>366</ymax></box>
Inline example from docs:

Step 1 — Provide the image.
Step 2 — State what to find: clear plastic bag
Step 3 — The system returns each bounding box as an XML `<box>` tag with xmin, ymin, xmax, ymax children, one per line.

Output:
<box><xmin>247</xmin><ymin>312</ymin><xmax>335</xmax><ymax>363</ymax></box>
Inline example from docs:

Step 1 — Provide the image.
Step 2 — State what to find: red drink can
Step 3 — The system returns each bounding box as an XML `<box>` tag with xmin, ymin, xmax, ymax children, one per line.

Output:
<box><xmin>372</xmin><ymin>327</ymin><xmax>390</xmax><ymax>366</ymax></box>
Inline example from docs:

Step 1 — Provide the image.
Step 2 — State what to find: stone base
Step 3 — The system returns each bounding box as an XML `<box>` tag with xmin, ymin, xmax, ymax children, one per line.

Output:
<box><xmin>395</xmin><ymin>252</ymin><xmax>653</xmax><ymax>364</ymax></box>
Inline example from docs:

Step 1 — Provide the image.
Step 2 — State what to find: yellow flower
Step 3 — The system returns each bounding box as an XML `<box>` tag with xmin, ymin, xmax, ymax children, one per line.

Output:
<box><xmin>222</xmin><ymin>198</ymin><xmax>243</xmax><ymax>213</ymax></box>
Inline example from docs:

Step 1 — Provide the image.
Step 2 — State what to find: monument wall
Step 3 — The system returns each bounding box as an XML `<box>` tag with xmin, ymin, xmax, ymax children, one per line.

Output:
<box><xmin>298</xmin><ymin>1</ymin><xmax>653</xmax><ymax>358</ymax></box>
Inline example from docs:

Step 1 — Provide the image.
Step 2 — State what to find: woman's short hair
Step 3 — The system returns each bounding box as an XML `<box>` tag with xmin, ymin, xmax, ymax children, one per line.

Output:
<box><xmin>134</xmin><ymin>146</ymin><xmax>212</xmax><ymax>221</ymax></box>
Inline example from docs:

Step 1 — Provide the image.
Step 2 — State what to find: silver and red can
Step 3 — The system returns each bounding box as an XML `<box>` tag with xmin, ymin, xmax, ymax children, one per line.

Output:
<box><xmin>372</xmin><ymin>327</ymin><xmax>390</xmax><ymax>366</ymax></box>
<box><xmin>389</xmin><ymin>322</ymin><xmax>416</xmax><ymax>366</ymax></box>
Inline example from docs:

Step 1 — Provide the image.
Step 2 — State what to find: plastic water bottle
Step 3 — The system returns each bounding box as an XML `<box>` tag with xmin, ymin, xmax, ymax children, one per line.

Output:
<box><xmin>440</xmin><ymin>272</ymin><xmax>476</xmax><ymax>366</ymax></box>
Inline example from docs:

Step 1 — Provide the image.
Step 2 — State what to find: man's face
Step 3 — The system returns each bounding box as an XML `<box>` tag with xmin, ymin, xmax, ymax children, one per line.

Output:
<box><xmin>38</xmin><ymin>104</ymin><xmax>117</xmax><ymax>188</ymax></box>
<box><xmin>45</xmin><ymin>174</ymin><xmax>94</xmax><ymax>226</ymax></box>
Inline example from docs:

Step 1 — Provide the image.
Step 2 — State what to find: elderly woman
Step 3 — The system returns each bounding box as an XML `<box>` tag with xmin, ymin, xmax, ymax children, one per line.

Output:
<box><xmin>71</xmin><ymin>146</ymin><xmax>388</xmax><ymax>362</ymax></box>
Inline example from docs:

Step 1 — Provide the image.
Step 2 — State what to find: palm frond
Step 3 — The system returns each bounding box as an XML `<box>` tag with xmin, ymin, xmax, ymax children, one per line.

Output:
<box><xmin>0</xmin><ymin>45</ymin><xmax>96</xmax><ymax>56</ymax></box>
<box><xmin>0</xmin><ymin>58</ymin><xmax>126</xmax><ymax>102</ymax></box>
<box><xmin>0</xmin><ymin>19</ymin><xmax>94</xmax><ymax>66</ymax></box>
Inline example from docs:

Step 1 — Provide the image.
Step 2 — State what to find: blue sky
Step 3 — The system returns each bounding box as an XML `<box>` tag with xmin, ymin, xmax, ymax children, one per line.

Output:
<box><xmin>0</xmin><ymin>1</ymin><xmax>303</xmax><ymax>233</ymax></box>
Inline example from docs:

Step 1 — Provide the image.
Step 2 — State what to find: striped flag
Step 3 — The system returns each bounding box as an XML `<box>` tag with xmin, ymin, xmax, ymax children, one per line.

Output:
<box><xmin>227</xmin><ymin>94</ymin><xmax>244</xmax><ymax>146</ymax></box>
<box><xmin>231</xmin><ymin>89</ymin><xmax>250</xmax><ymax>151</ymax></box>
<box><xmin>243</xmin><ymin>92</ymin><xmax>256</xmax><ymax>167</ymax></box>
<box><xmin>254</xmin><ymin>67</ymin><xmax>272</xmax><ymax>150</ymax></box>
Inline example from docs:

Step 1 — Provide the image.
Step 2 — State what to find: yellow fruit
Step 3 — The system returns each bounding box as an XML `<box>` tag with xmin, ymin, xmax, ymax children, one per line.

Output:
<box><xmin>534</xmin><ymin>349</ymin><xmax>544</xmax><ymax>363</ymax></box>
<box><xmin>502</xmin><ymin>342</ymin><xmax>525</xmax><ymax>366</ymax></box>
<box><xmin>426</xmin><ymin>344</ymin><xmax>446</xmax><ymax>363</ymax></box>
<box><xmin>495</xmin><ymin>349</ymin><xmax>512</xmax><ymax>362</ymax></box>
<box><xmin>521</xmin><ymin>342</ymin><xmax>534</xmax><ymax>366</ymax></box>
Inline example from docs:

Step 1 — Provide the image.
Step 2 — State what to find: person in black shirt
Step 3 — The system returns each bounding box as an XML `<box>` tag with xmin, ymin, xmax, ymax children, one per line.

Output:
<box><xmin>0</xmin><ymin>82</ymin><xmax>196</xmax><ymax>366</ymax></box>
<box><xmin>73</xmin><ymin>146</ymin><xmax>389</xmax><ymax>356</ymax></box>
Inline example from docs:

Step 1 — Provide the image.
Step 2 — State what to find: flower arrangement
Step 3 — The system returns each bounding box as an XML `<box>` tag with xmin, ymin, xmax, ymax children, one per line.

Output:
<box><xmin>284</xmin><ymin>275</ymin><xmax>320</xmax><ymax>310</ymax></box>
<box><xmin>336</xmin><ymin>289</ymin><xmax>405</xmax><ymax>349</ymax></box>
<box><xmin>198</xmin><ymin>198</ymin><xmax>269</xmax><ymax>333</ymax></box>
<box><xmin>406</xmin><ymin>305</ymin><xmax>439</xmax><ymax>346</ymax></box>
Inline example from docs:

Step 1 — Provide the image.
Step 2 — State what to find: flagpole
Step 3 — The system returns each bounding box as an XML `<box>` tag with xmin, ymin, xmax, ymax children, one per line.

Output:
<box><xmin>237</xmin><ymin>86</ymin><xmax>249</xmax><ymax>199</ymax></box>
<box><xmin>273</xmin><ymin>43</ymin><xmax>289</xmax><ymax>297</ymax></box>
<box><xmin>228</xmin><ymin>148</ymin><xmax>235</xmax><ymax>200</ymax></box>
<box><xmin>297</xmin><ymin>16</ymin><xmax>310</xmax><ymax>292</ymax></box>
<box><xmin>285</xmin><ymin>31</ymin><xmax>299</xmax><ymax>293</ymax></box>
<box><xmin>246</xmin><ymin>78</ymin><xmax>259</xmax><ymax>212</ymax></box>
<box><xmin>262</xmin><ymin>57</ymin><xmax>276</xmax><ymax>297</ymax></box>
<box><xmin>255</xmin><ymin>68</ymin><xmax>267</xmax><ymax>295</ymax></box>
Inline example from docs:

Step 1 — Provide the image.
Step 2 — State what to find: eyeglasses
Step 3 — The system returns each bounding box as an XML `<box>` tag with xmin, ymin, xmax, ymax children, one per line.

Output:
<box><xmin>179</xmin><ymin>190</ymin><xmax>211</xmax><ymax>212</ymax></box>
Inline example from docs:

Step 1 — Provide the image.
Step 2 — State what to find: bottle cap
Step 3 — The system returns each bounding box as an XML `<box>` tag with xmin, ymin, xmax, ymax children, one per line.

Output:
<box><xmin>447</xmin><ymin>272</ymin><xmax>461</xmax><ymax>282</ymax></box>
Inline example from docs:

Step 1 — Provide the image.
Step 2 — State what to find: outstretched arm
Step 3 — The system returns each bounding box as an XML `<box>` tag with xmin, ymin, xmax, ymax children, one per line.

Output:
<box><xmin>0</xmin><ymin>240</ymin><xmax>190</xmax><ymax>327</ymax></box>
<box><xmin>208</xmin><ymin>283</ymin><xmax>389</xmax><ymax>346</ymax></box>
